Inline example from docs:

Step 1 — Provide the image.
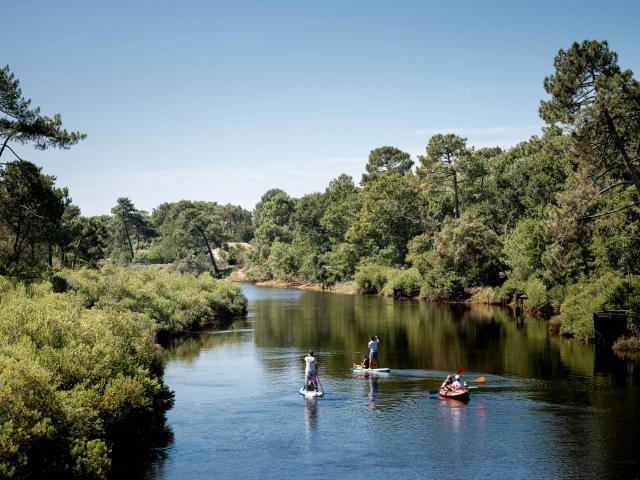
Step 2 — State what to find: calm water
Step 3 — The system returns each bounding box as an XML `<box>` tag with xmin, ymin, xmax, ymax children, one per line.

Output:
<box><xmin>147</xmin><ymin>285</ymin><xmax>640</xmax><ymax>479</ymax></box>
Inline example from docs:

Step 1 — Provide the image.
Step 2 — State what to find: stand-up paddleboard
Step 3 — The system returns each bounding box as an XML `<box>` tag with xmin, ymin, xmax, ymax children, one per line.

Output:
<box><xmin>353</xmin><ymin>365</ymin><xmax>390</xmax><ymax>373</ymax></box>
<box><xmin>299</xmin><ymin>387</ymin><xmax>324</xmax><ymax>397</ymax></box>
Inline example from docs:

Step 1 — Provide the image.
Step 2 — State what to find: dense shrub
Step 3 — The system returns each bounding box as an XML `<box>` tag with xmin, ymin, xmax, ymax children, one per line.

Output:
<box><xmin>245</xmin><ymin>264</ymin><xmax>272</xmax><ymax>283</ymax></box>
<box><xmin>171</xmin><ymin>255</ymin><xmax>214</xmax><ymax>276</ymax></box>
<box><xmin>354</xmin><ymin>264</ymin><xmax>394</xmax><ymax>294</ymax></box>
<box><xmin>556</xmin><ymin>273</ymin><xmax>622</xmax><ymax>340</ymax></box>
<box><xmin>525</xmin><ymin>277</ymin><xmax>548</xmax><ymax>311</ymax></box>
<box><xmin>0</xmin><ymin>267</ymin><xmax>248</xmax><ymax>477</ymax></box>
<box><xmin>60</xmin><ymin>266</ymin><xmax>248</xmax><ymax>334</ymax></box>
<box><xmin>50</xmin><ymin>274</ymin><xmax>69</xmax><ymax>293</ymax></box>
<box><xmin>381</xmin><ymin>268</ymin><xmax>423</xmax><ymax>298</ymax></box>
<box><xmin>470</xmin><ymin>286</ymin><xmax>501</xmax><ymax>304</ymax></box>
<box><xmin>613</xmin><ymin>336</ymin><xmax>640</xmax><ymax>352</ymax></box>
<box><xmin>419</xmin><ymin>264</ymin><xmax>464</xmax><ymax>301</ymax></box>
<box><xmin>547</xmin><ymin>284</ymin><xmax>567</xmax><ymax>310</ymax></box>
<box><xmin>548</xmin><ymin>316</ymin><xmax>563</xmax><ymax>334</ymax></box>
<box><xmin>0</xmin><ymin>282</ymin><xmax>170</xmax><ymax>479</ymax></box>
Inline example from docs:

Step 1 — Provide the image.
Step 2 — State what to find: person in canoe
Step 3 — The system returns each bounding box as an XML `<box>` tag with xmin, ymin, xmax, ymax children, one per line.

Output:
<box><xmin>368</xmin><ymin>335</ymin><xmax>379</xmax><ymax>368</ymax></box>
<box><xmin>304</xmin><ymin>350</ymin><xmax>319</xmax><ymax>392</ymax></box>
<box><xmin>440</xmin><ymin>375</ymin><xmax>454</xmax><ymax>391</ymax></box>
<box><xmin>451</xmin><ymin>374</ymin><xmax>467</xmax><ymax>392</ymax></box>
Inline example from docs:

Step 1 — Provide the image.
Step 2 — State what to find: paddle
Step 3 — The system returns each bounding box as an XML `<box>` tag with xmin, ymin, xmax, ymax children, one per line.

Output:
<box><xmin>316</xmin><ymin>374</ymin><xmax>325</xmax><ymax>394</ymax></box>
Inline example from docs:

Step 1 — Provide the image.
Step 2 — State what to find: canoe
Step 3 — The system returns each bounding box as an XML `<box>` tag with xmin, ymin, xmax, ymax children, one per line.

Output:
<box><xmin>299</xmin><ymin>387</ymin><xmax>324</xmax><ymax>397</ymax></box>
<box><xmin>353</xmin><ymin>365</ymin><xmax>391</xmax><ymax>373</ymax></box>
<box><xmin>439</xmin><ymin>389</ymin><xmax>470</xmax><ymax>401</ymax></box>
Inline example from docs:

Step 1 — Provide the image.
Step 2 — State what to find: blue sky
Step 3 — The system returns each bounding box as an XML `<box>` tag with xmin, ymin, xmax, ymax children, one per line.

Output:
<box><xmin>4</xmin><ymin>0</ymin><xmax>640</xmax><ymax>215</ymax></box>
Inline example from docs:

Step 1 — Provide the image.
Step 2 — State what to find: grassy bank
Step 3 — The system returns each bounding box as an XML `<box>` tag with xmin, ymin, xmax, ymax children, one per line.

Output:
<box><xmin>0</xmin><ymin>267</ymin><xmax>247</xmax><ymax>479</ymax></box>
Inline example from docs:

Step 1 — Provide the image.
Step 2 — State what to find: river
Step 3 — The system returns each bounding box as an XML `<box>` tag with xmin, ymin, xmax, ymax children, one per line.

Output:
<box><xmin>145</xmin><ymin>285</ymin><xmax>640</xmax><ymax>479</ymax></box>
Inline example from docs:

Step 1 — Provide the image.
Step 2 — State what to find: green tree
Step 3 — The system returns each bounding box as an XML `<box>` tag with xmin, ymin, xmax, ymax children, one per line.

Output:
<box><xmin>501</xmin><ymin>216</ymin><xmax>549</xmax><ymax>292</ymax></box>
<box><xmin>540</xmin><ymin>39</ymin><xmax>640</xmax><ymax>215</ymax></box>
<box><xmin>321</xmin><ymin>175</ymin><xmax>362</xmax><ymax>246</ymax></box>
<box><xmin>174</xmin><ymin>202</ymin><xmax>224</xmax><ymax>277</ymax></box>
<box><xmin>0</xmin><ymin>160</ymin><xmax>65</xmax><ymax>264</ymax></box>
<box><xmin>418</xmin><ymin>134</ymin><xmax>468</xmax><ymax>218</ymax></box>
<box><xmin>0</xmin><ymin>65</ymin><xmax>86</xmax><ymax>160</ymax></box>
<box><xmin>70</xmin><ymin>216</ymin><xmax>109</xmax><ymax>268</ymax></box>
<box><xmin>430</xmin><ymin>211</ymin><xmax>503</xmax><ymax>286</ymax></box>
<box><xmin>253</xmin><ymin>189</ymin><xmax>296</xmax><ymax>228</ymax></box>
<box><xmin>361</xmin><ymin>146</ymin><xmax>413</xmax><ymax>185</ymax></box>
<box><xmin>346</xmin><ymin>172</ymin><xmax>422</xmax><ymax>267</ymax></box>
<box><xmin>110</xmin><ymin>198</ymin><xmax>137</xmax><ymax>262</ymax></box>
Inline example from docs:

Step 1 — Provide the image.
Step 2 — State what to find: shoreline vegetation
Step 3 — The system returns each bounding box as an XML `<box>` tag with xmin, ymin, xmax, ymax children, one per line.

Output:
<box><xmin>1</xmin><ymin>37</ymin><xmax>640</xmax><ymax>478</ymax></box>
<box><xmin>0</xmin><ymin>267</ymin><xmax>247</xmax><ymax>479</ymax></box>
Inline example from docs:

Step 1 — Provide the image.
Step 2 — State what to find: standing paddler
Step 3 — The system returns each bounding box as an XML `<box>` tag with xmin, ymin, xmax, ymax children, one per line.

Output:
<box><xmin>304</xmin><ymin>350</ymin><xmax>318</xmax><ymax>392</ymax></box>
<box><xmin>368</xmin><ymin>335</ymin><xmax>379</xmax><ymax>368</ymax></box>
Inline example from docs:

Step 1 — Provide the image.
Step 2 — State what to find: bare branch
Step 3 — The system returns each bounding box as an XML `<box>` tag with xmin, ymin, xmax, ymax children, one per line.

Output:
<box><xmin>597</xmin><ymin>181</ymin><xmax>633</xmax><ymax>196</ymax></box>
<box><xmin>580</xmin><ymin>201</ymin><xmax>640</xmax><ymax>220</ymax></box>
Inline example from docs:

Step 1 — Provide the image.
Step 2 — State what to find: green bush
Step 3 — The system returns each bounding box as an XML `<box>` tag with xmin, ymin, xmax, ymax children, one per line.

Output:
<box><xmin>245</xmin><ymin>264</ymin><xmax>272</xmax><ymax>283</ymax></box>
<box><xmin>50</xmin><ymin>274</ymin><xmax>69</xmax><ymax>293</ymax></box>
<box><xmin>557</xmin><ymin>273</ymin><xmax>623</xmax><ymax>340</ymax></box>
<box><xmin>547</xmin><ymin>284</ymin><xmax>567</xmax><ymax>309</ymax></box>
<box><xmin>0</xmin><ymin>283</ymin><xmax>168</xmax><ymax>479</ymax></box>
<box><xmin>132</xmin><ymin>252</ymin><xmax>150</xmax><ymax>265</ymax></box>
<box><xmin>470</xmin><ymin>286</ymin><xmax>501</xmax><ymax>304</ymax></box>
<box><xmin>354</xmin><ymin>264</ymin><xmax>394</xmax><ymax>294</ymax></box>
<box><xmin>613</xmin><ymin>336</ymin><xmax>640</xmax><ymax>352</ymax></box>
<box><xmin>609</xmin><ymin>275</ymin><xmax>640</xmax><ymax>331</ymax></box>
<box><xmin>496</xmin><ymin>277</ymin><xmax>525</xmax><ymax>304</ymax></box>
<box><xmin>172</xmin><ymin>255</ymin><xmax>214</xmax><ymax>276</ymax></box>
<box><xmin>60</xmin><ymin>266</ymin><xmax>248</xmax><ymax>334</ymax></box>
<box><xmin>525</xmin><ymin>277</ymin><xmax>548</xmax><ymax>311</ymax></box>
<box><xmin>0</xmin><ymin>267</ymin><xmax>248</xmax><ymax>478</ymax></box>
<box><xmin>381</xmin><ymin>268</ymin><xmax>423</xmax><ymax>297</ymax></box>
<box><xmin>419</xmin><ymin>265</ymin><xmax>464</xmax><ymax>301</ymax></box>
<box><xmin>549</xmin><ymin>315</ymin><xmax>563</xmax><ymax>334</ymax></box>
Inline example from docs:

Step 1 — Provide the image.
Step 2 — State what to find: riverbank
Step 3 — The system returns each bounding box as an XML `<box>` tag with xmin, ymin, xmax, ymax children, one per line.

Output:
<box><xmin>230</xmin><ymin>269</ymin><xmax>503</xmax><ymax>305</ymax></box>
<box><xmin>227</xmin><ymin>269</ymin><xmax>508</xmax><ymax>306</ymax></box>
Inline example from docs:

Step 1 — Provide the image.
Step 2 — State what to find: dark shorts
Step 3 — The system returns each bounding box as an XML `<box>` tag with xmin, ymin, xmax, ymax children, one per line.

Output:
<box><xmin>370</xmin><ymin>350</ymin><xmax>378</xmax><ymax>361</ymax></box>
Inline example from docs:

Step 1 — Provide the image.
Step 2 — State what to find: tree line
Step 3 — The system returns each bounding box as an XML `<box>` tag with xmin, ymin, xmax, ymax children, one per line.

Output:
<box><xmin>2</xmin><ymin>39</ymin><xmax>639</xmax><ymax>342</ymax></box>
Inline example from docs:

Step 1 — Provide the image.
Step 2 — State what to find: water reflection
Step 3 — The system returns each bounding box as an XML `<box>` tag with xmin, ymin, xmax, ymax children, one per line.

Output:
<box><xmin>304</xmin><ymin>397</ymin><xmax>319</xmax><ymax>439</ymax></box>
<box><xmin>367</xmin><ymin>375</ymin><xmax>378</xmax><ymax>405</ymax></box>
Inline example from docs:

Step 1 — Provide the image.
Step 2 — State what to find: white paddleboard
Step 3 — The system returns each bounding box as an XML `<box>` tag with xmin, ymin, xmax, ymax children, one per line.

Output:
<box><xmin>299</xmin><ymin>387</ymin><xmax>324</xmax><ymax>397</ymax></box>
<box><xmin>352</xmin><ymin>367</ymin><xmax>390</xmax><ymax>373</ymax></box>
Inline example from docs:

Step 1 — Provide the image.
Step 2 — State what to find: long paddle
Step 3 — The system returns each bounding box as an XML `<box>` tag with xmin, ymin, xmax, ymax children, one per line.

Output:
<box><xmin>316</xmin><ymin>374</ymin><xmax>325</xmax><ymax>394</ymax></box>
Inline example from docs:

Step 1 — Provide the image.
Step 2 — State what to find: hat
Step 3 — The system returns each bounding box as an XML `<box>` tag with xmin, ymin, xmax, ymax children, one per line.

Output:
<box><xmin>362</xmin><ymin>354</ymin><xmax>367</xmax><ymax>358</ymax></box>
<box><xmin>454</xmin><ymin>374</ymin><xmax>459</xmax><ymax>380</ymax></box>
